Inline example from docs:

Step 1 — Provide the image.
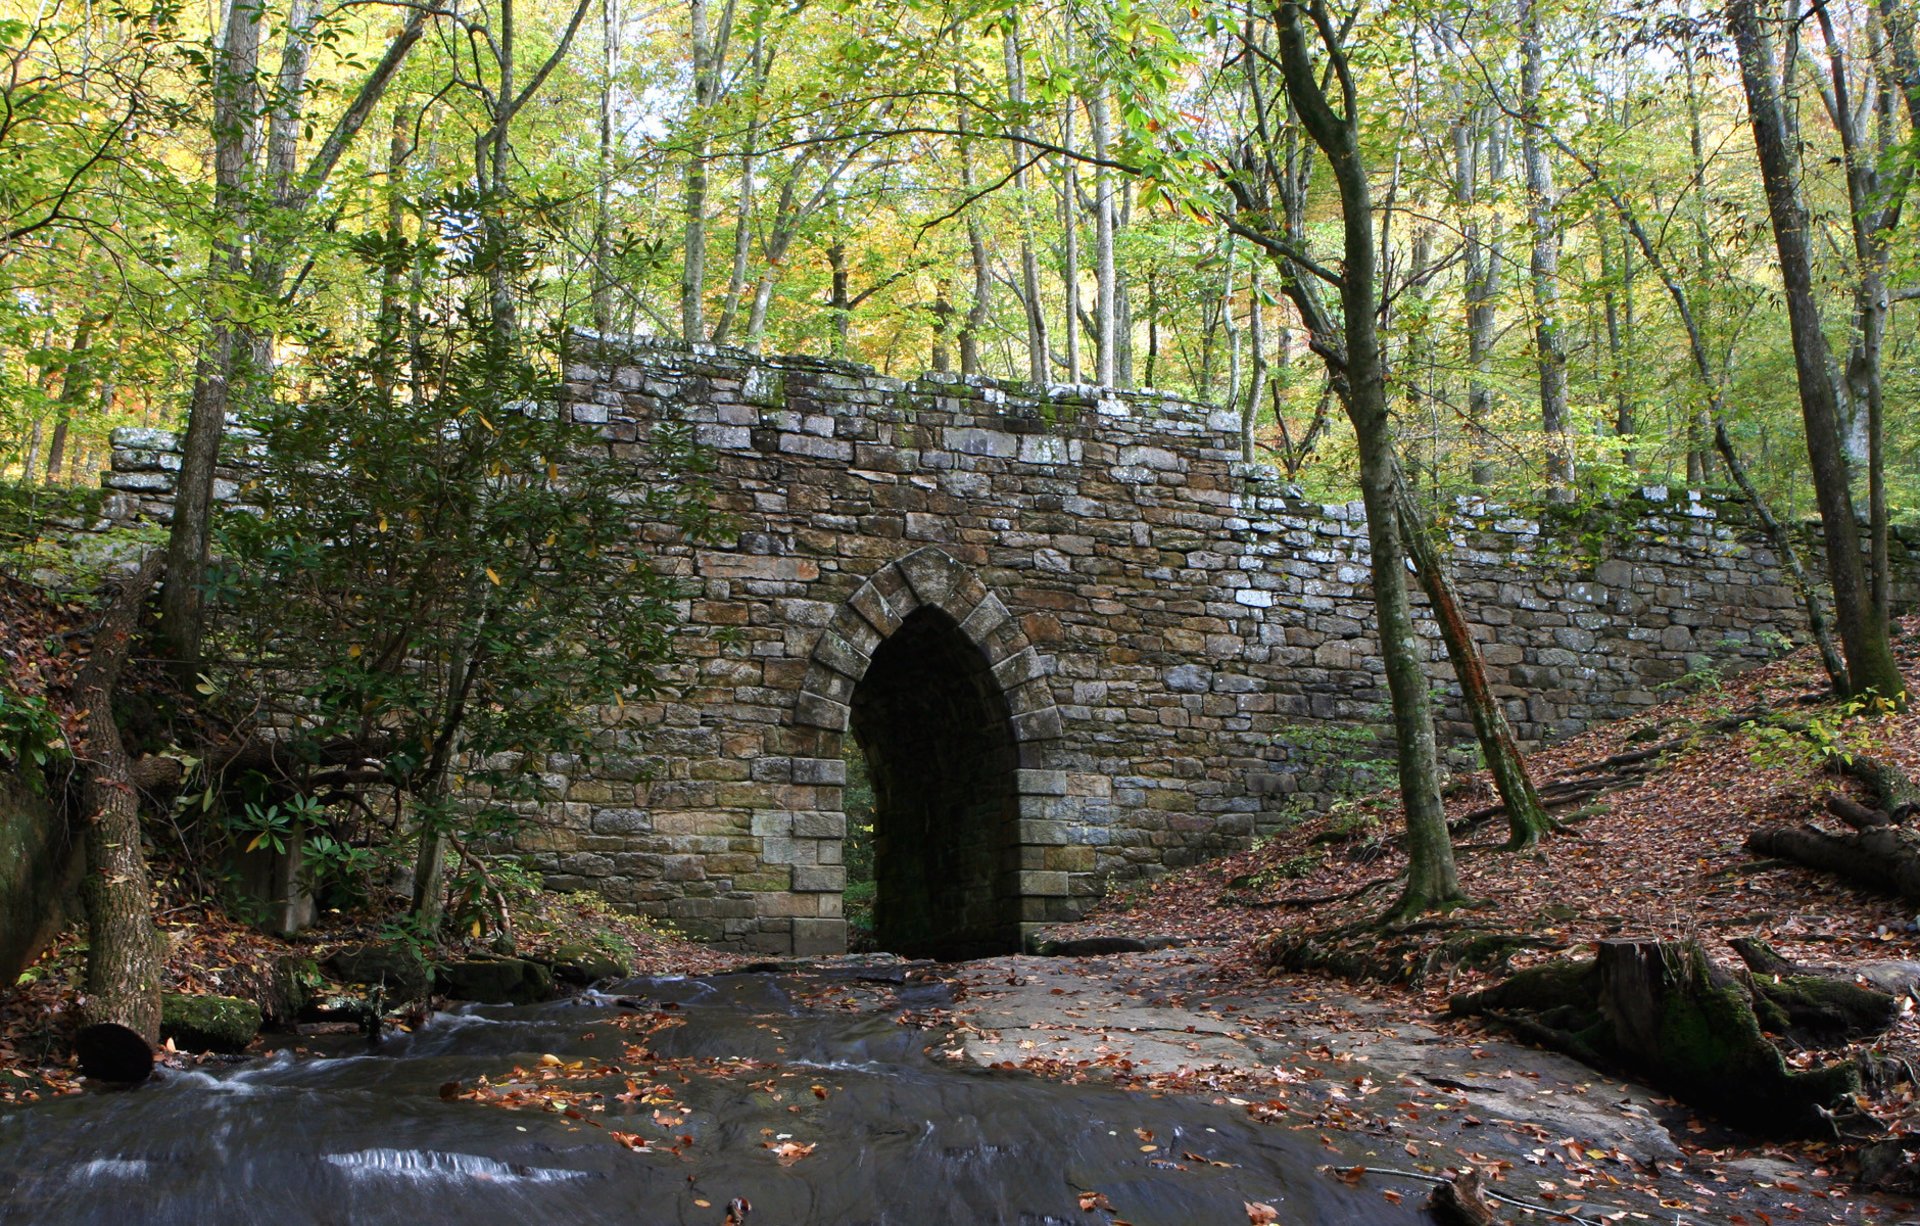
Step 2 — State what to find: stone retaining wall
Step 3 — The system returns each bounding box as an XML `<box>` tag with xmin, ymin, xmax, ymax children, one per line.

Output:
<box><xmin>91</xmin><ymin>339</ymin><xmax>1920</xmax><ymax>954</ymax></box>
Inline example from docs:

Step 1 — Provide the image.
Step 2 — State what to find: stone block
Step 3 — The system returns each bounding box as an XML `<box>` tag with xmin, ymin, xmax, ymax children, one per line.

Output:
<box><xmin>1016</xmin><ymin>768</ymin><xmax>1070</xmax><ymax>796</ymax></box>
<box><xmin>792</xmin><ymin>757</ymin><xmax>847</xmax><ymax>785</ymax></box>
<box><xmin>1018</xmin><ymin>870</ymin><xmax>1071</xmax><ymax>896</ymax></box>
<box><xmin>591</xmin><ymin>808</ymin><xmax>651</xmax><ymax>835</ymax></box>
<box><xmin>792</xmin><ymin>865</ymin><xmax>845</xmax><ymax>892</ymax></box>
<box><xmin>791</xmin><ymin>919</ymin><xmax>847</xmax><ymax>955</ymax></box>
<box><xmin>794</xmin><ymin>691</ymin><xmax>850</xmax><ymax>731</ymax></box>
<box><xmin>793</xmin><ymin>811</ymin><xmax>846</xmax><ymax>838</ymax></box>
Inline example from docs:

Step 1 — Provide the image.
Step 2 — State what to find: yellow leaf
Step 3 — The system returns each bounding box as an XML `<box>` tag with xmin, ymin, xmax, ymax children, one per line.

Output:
<box><xmin>378</xmin><ymin>514</ymin><xmax>388</xmax><ymax>532</ymax></box>
<box><xmin>486</xmin><ymin>567</ymin><xmax>501</xmax><ymax>585</ymax></box>
<box><xmin>348</xmin><ymin>644</ymin><xmax>363</xmax><ymax>658</ymax></box>
<box><xmin>245</xmin><ymin>833</ymin><xmax>267</xmax><ymax>853</ymax></box>
<box><xmin>471</xmin><ymin>919</ymin><xmax>483</xmax><ymax>938</ymax></box>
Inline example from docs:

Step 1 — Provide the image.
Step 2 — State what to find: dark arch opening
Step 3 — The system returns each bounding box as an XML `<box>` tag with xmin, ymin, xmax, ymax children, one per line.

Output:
<box><xmin>848</xmin><ymin>605</ymin><xmax>1020</xmax><ymax>959</ymax></box>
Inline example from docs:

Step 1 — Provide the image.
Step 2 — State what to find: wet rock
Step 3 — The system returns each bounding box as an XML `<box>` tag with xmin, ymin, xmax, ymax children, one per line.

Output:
<box><xmin>75</xmin><ymin>1022</ymin><xmax>154</xmax><ymax>1083</ymax></box>
<box><xmin>326</xmin><ymin>943</ymin><xmax>430</xmax><ymax>998</ymax></box>
<box><xmin>546</xmin><ymin>943</ymin><xmax>629</xmax><ymax>986</ymax></box>
<box><xmin>437</xmin><ymin>958</ymin><xmax>554</xmax><ymax>1005</ymax></box>
<box><xmin>1027</xmin><ymin>934</ymin><xmax>1183</xmax><ymax>956</ymax></box>
<box><xmin>161</xmin><ymin>993</ymin><xmax>263</xmax><ymax>1054</ymax></box>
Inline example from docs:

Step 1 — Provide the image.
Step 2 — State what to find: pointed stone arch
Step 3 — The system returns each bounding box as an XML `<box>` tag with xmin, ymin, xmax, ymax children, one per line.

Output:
<box><xmin>791</xmin><ymin>547</ymin><xmax>1073</xmax><ymax>955</ymax></box>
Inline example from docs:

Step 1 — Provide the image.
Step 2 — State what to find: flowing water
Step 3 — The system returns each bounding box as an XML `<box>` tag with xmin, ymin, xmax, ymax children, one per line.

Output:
<box><xmin>0</xmin><ymin>965</ymin><xmax>1417</xmax><ymax>1225</ymax></box>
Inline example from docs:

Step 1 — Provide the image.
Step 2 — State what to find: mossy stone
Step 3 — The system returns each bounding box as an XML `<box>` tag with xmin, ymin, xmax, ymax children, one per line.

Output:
<box><xmin>438</xmin><ymin>957</ymin><xmax>554</xmax><ymax>1004</ymax></box>
<box><xmin>161</xmin><ymin>993</ymin><xmax>263</xmax><ymax>1054</ymax></box>
<box><xmin>326</xmin><ymin>942</ymin><xmax>430</xmax><ymax>998</ymax></box>
<box><xmin>548</xmin><ymin>943</ymin><xmax>629</xmax><ymax>985</ymax></box>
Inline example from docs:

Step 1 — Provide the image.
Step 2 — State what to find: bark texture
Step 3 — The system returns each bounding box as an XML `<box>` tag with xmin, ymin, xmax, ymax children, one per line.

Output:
<box><xmin>74</xmin><ymin>554</ymin><xmax>167</xmax><ymax>1042</ymax></box>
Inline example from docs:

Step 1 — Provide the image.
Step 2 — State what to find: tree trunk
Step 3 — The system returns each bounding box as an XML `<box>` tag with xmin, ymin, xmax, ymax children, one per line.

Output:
<box><xmin>1002</xmin><ymin>18</ymin><xmax>1048</xmax><ymax>383</ymax></box>
<box><xmin>160</xmin><ymin>0</ymin><xmax>261</xmax><ymax>663</ymax></box>
<box><xmin>1728</xmin><ymin>0</ymin><xmax>1907</xmax><ymax>708</ymax></box>
<box><xmin>1749</xmin><ymin>822</ymin><xmax>1920</xmax><ymax>904</ymax></box>
<box><xmin>682</xmin><ymin>0</ymin><xmax>714</xmax><ymax>342</ymax></box>
<box><xmin>74</xmin><ymin>553</ymin><xmax>168</xmax><ymax>1042</ymax></box>
<box><xmin>1455</xmin><ymin>939</ymin><xmax>1861</xmax><ymax>1136</ymax></box>
<box><xmin>1520</xmin><ymin>0</ymin><xmax>1572</xmax><ymax>499</ymax></box>
<box><xmin>41</xmin><ymin>316</ymin><xmax>97</xmax><ymax>485</ymax></box>
<box><xmin>592</xmin><ymin>0</ymin><xmax>621</xmax><ymax>334</ymax></box>
<box><xmin>1060</xmin><ymin>96</ymin><xmax>1082</xmax><ymax>384</ymax></box>
<box><xmin>1394</xmin><ymin>476</ymin><xmax>1552</xmax><ymax>847</ymax></box>
<box><xmin>1457</xmin><ymin>107</ymin><xmax>1500</xmax><ymax>488</ymax></box>
<box><xmin>1682</xmin><ymin>40</ymin><xmax>1717</xmax><ymax>483</ymax></box>
<box><xmin>1270</xmin><ymin>0</ymin><xmax>1460</xmax><ymax>919</ymax></box>
<box><xmin>957</xmin><ymin>75</ymin><xmax>990</xmax><ymax>376</ymax></box>
<box><xmin>1090</xmin><ymin>84</ymin><xmax>1117</xmax><ymax>386</ymax></box>
<box><xmin>1241</xmin><ymin>268</ymin><xmax>1265</xmax><ymax>461</ymax></box>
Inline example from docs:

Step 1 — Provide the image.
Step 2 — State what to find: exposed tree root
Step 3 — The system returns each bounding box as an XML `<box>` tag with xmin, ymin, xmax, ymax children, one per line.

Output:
<box><xmin>1452</xmin><ymin>939</ymin><xmax>1868</xmax><ymax>1137</ymax></box>
<box><xmin>1260</xmin><ymin>916</ymin><xmax>1567</xmax><ymax>986</ymax></box>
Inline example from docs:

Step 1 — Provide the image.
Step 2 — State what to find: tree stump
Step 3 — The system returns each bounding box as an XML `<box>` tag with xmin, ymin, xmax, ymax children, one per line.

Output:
<box><xmin>1454</xmin><ymin>939</ymin><xmax>1860</xmax><ymax>1136</ymax></box>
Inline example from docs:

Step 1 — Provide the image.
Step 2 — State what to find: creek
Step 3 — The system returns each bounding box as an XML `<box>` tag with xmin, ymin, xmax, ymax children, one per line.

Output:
<box><xmin>0</xmin><ymin>964</ymin><xmax>1413</xmax><ymax>1225</ymax></box>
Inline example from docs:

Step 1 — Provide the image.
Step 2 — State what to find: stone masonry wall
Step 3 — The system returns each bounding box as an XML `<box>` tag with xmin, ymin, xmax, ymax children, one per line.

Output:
<box><xmin>92</xmin><ymin>339</ymin><xmax>1920</xmax><ymax>954</ymax></box>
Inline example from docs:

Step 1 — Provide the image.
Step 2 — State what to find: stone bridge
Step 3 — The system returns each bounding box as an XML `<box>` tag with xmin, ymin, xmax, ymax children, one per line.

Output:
<box><xmin>96</xmin><ymin>339</ymin><xmax>1919</xmax><ymax>957</ymax></box>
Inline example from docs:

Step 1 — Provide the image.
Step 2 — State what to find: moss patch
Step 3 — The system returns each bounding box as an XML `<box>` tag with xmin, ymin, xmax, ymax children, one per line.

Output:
<box><xmin>161</xmin><ymin>993</ymin><xmax>262</xmax><ymax>1054</ymax></box>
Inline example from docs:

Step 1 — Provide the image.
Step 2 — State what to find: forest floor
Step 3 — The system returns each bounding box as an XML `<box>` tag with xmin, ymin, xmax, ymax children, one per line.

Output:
<box><xmin>1019</xmin><ymin>614</ymin><xmax>1920</xmax><ymax>1218</ymax></box>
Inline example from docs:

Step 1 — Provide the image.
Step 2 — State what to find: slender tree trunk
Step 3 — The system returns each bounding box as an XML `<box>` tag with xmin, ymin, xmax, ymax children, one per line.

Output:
<box><xmin>378</xmin><ymin>109</ymin><xmax>413</xmax><ymax>353</ymax></box>
<box><xmin>41</xmin><ymin>317</ymin><xmax>96</xmax><ymax>485</ymax></box>
<box><xmin>1090</xmin><ymin>83</ymin><xmax>1117</xmax><ymax>385</ymax></box>
<box><xmin>1242</xmin><ymin>268</ymin><xmax>1266</xmax><ymax>460</ymax></box>
<box><xmin>1729</xmin><ymin>0</ymin><xmax>1907</xmax><ymax>707</ymax></box>
<box><xmin>161</xmin><ymin>0</ymin><xmax>261</xmax><ymax>663</ymax></box>
<box><xmin>1002</xmin><ymin>19</ymin><xmax>1048</xmax><ymax>382</ymax></box>
<box><xmin>1271</xmin><ymin>0</ymin><xmax>1460</xmax><ymax>918</ymax></box>
<box><xmin>681</xmin><ymin>0</ymin><xmax>733</xmax><ymax>342</ymax></box>
<box><xmin>246</xmin><ymin>0</ymin><xmax>321</xmax><ymax>378</ymax></box>
<box><xmin>592</xmin><ymin>0</ymin><xmax>620</xmax><ymax>334</ymax></box>
<box><xmin>1060</xmin><ymin>98</ymin><xmax>1082</xmax><ymax>383</ymax></box>
<box><xmin>1458</xmin><ymin>108</ymin><xmax>1501</xmax><ymax>488</ymax></box>
<box><xmin>957</xmin><ymin>75</ymin><xmax>990</xmax><ymax>375</ymax></box>
<box><xmin>1520</xmin><ymin>0</ymin><xmax>1572</xmax><ymax>499</ymax></box>
<box><xmin>828</xmin><ymin>237</ymin><xmax>853</xmax><ymax>358</ymax></box>
<box><xmin>1394</xmin><ymin>476</ymin><xmax>1552</xmax><ymax>846</ymax></box>
<box><xmin>1221</xmin><ymin>235</ymin><xmax>1240</xmax><ymax>412</ymax></box>
<box><xmin>75</xmin><ymin>553</ymin><xmax>167</xmax><ymax>1041</ymax></box>
<box><xmin>162</xmin><ymin>1</ymin><xmax>423</xmax><ymax>661</ymax></box>
<box><xmin>1682</xmin><ymin>40</ymin><xmax>1716</xmax><ymax>482</ymax></box>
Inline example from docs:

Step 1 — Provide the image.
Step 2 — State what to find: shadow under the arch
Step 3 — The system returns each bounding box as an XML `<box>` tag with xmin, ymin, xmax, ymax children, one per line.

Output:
<box><xmin>849</xmin><ymin>604</ymin><xmax>1021</xmax><ymax>960</ymax></box>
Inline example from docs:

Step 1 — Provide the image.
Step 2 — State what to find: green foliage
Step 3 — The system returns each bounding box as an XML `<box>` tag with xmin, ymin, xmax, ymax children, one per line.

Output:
<box><xmin>1742</xmin><ymin>695</ymin><xmax>1894</xmax><ymax>775</ymax></box>
<box><xmin>212</xmin><ymin>207</ymin><xmax>718</xmax><ymax>927</ymax></box>
<box><xmin>0</xmin><ymin>686</ymin><xmax>66</xmax><ymax>790</ymax></box>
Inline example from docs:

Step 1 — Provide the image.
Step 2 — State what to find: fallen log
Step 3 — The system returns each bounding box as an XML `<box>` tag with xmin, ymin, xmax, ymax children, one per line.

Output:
<box><xmin>73</xmin><ymin>554</ymin><xmax>167</xmax><ymax>1043</ymax></box>
<box><xmin>1746</xmin><ymin>823</ymin><xmax>1920</xmax><ymax>906</ymax></box>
